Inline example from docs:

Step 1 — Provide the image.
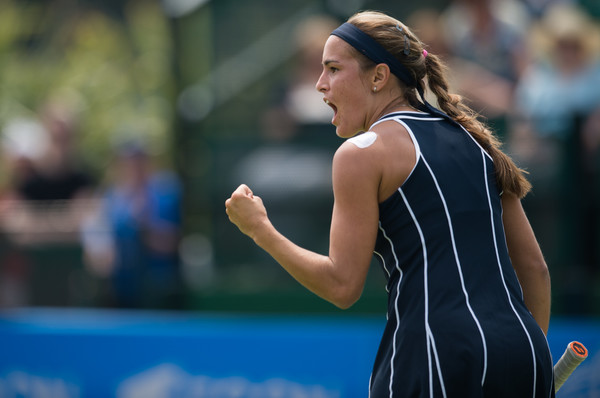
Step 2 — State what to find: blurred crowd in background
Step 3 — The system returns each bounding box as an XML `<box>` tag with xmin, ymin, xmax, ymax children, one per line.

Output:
<box><xmin>0</xmin><ymin>0</ymin><xmax>599</xmax><ymax>316</ymax></box>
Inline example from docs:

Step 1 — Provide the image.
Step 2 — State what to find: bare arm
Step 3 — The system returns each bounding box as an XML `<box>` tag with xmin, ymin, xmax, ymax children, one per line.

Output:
<box><xmin>225</xmin><ymin>142</ymin><xmax>380</xmax><ymax>309</ymax></box>
<box><xmin>502</xmin><ymin>193</ymin><xmax>551</xmax><ymax>334</ymax></box>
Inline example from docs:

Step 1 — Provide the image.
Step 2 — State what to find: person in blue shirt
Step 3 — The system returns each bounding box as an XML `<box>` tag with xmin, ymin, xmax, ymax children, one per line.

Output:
<box><xmin>85</xmin><ymin>142</ymin><xmax>182</xmax><ymax>309</ymax></box>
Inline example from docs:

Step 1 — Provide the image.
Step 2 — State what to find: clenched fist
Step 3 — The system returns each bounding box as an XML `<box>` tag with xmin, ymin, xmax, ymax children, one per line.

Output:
<box><xmin>225</xmin><ymin>184</ymin><xmax>270</xmax><ymax>239</ymax></box>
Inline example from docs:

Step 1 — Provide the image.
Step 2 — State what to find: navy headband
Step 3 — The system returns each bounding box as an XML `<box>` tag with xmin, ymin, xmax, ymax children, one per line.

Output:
<box><xmin>331</xmin><ymin>22</ymin><xmax>416</xmax><ymax>87</ymax></box>
<box><xmin>330</xmin><ymin>22</ymin><xmax>458</xmax><ymax>125</ymax></box>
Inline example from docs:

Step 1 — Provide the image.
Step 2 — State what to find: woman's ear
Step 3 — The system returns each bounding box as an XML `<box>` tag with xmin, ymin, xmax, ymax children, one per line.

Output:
<box><xmin>372</xmin><ymin>63</ymin><xmax>391</xmax><ymax>88</ymax></box>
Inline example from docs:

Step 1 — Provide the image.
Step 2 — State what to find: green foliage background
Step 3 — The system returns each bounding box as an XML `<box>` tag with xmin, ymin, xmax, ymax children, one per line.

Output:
<box><xmin>0</xmin><ymin>0</ymin><xmax>175</xmax><ymax>178</ymax></box>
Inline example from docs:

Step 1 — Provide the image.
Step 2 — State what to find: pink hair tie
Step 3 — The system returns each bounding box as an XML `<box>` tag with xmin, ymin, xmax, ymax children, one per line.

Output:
<box><xmin>423</xmin><ymin>49</ymin><xmax>428</xmax><ymax>58</ymax></box>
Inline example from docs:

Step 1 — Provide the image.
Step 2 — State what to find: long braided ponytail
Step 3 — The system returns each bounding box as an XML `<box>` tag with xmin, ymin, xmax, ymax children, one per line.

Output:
<box><xmin>348</xmin><ymin>11</ymin><xmax>531</xmax><ymax>198</ymax></box>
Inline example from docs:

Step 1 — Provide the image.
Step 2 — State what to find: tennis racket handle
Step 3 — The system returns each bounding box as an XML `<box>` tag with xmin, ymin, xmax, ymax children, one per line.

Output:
<box><xmin>554</xmin><ymin>341</ymin><xmax>588</xmax><ymax>392</ymax></box>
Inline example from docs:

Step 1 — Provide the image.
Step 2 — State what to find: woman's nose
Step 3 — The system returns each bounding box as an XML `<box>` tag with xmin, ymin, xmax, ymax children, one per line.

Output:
<box><xmin>315</xmin><ymin>71</ymin><xmax>327</xmax><ymax>92</ymax></box>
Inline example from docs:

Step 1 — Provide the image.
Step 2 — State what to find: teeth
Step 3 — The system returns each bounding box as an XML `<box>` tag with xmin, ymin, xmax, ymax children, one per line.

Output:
<box><xmin>324</xmin><ymin>99</ymin><xmax>330</xmax><ymax>104</ymax></box>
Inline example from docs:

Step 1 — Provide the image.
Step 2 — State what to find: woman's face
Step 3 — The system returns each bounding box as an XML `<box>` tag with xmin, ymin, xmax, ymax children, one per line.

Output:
<box><xmin>316</xmin><ymin>36</ymin><xmax>372</xmax><ymax>138</ymax></box>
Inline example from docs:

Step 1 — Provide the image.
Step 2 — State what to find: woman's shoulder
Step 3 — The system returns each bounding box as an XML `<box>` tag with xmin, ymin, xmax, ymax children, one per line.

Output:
<box><xmin>334</xmin><ymin>121</ymin><xmax>414</xmax><ymax>175</ymax></box>
<box><xmin>334</xmin><ymin>132</ymin><xmax>380</xmax><ymax>170</ymax></box>
<box><xmin>336</xmin><ymin>120</ymin><xmax>416</xmax><ymax>202</ymax></box>
<box><xmin>333</xmin><ymin>131</ymin><xmax>387</xmax><ymax>179</ymax></box>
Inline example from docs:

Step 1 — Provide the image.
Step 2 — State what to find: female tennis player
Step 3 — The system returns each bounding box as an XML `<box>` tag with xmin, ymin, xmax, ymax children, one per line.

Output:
<box><xmin>226</xmin><ymin>10</ymin><xmax>554</xmax><ymax>397</ymax></box>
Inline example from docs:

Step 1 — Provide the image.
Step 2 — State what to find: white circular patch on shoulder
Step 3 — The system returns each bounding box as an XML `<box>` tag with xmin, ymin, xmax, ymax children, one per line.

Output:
<box><xmin>348</xmin><ymin>131</ymin><xmax>377</xmax><ymax>149</ymax></box>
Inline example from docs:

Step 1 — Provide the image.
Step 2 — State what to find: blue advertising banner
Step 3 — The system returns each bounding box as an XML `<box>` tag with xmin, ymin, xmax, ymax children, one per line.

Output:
<box><xmin>0</xmin><ymin>308</ymin><xmax>597</xmax><ymax>398</ymax></box>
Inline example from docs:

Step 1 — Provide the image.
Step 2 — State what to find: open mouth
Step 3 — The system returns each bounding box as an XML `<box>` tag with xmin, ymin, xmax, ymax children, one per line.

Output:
<box><xmin>324</xmin><ymin>98</ymin><xmax>338</xmax><ymax>116</ymax></box>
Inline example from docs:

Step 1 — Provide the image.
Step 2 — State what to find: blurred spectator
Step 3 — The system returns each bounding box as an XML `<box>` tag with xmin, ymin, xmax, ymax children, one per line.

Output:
<box><xmin>512</xmin><ymin>3</ymin><xmax>600</xmax><ymax>143</ymax></box>
<box><xmin>510</xmin><ymin>3</ymin><xmax>600</xmax><ymax>312</ymax></box>
<box><xmin>21</xmin><ymin>102</ymin><xmax>95</xmax><ymax>202</ymax></box>
<box><xmin>0</xmin><ymin>100</ymin><xmax>97</xmax><ymax>307</ymax></box>
<box><xmin>0</xmin><ymin>119</ymin><xmax>40</xmax><ymax>307</ymax></box>
<box><xmin>520</xmin><ymin>0</ymin><xmax>576</xmax><ymax>18</ymax></box>
<box><xmin>0</xmin><ymin>101</ymin><xmax>96</xmax><ymax>246</ymax></box>
<box><xmin>439</xmin><ymin>0</ymin><xmax>530</xmax><ymax>131</ymax></box>
<box><xmin>260</xmin><ymin>14</ymin><xmax>339</xmax><ymax>143</ymax></box>
<box><xmin>82</xmin><ymin>141</ymin><xmax>183</xmax><ymax>309</ymax></box>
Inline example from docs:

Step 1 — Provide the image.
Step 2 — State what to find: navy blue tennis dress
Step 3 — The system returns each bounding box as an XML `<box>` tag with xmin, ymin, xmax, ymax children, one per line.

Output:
<box><xmin>367</xmin><ymin>112</ymin><xmax>554</xmax><ymax>398</ymax></box>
